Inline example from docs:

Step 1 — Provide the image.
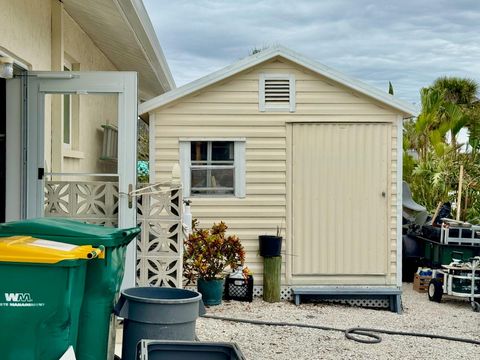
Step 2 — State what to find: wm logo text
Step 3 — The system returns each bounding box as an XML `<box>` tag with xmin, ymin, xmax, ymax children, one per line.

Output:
<box><xmin>4</xmin><ymin>293</ymin><xmax>33</xmax><ymax>302</ymax></box>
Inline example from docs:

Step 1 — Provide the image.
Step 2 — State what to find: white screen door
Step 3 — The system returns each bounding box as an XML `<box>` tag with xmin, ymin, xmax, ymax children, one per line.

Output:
<box><xmin>25</xmin><ymin>71</ymin><xmax>137</xmax><ymax>289</ymax></box>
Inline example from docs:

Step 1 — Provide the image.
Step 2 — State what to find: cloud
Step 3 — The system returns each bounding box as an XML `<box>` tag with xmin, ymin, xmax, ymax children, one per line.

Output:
<box><xmin>145</xmin><ymin>0</ymin><xmax>480</xmax><ymax>104</ymax></box>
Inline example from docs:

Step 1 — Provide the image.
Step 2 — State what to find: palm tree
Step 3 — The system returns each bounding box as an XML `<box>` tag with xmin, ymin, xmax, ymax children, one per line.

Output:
<box><xmin>432</xmin><ymin>77</ymin><xmax>478</xmax><ymax>105</ymax></box>
<box><xmin>404</xmin><ymin>77</ymin><xmax>480</xmax><ymax>220</ymax></box>
<box><xmin>415</xmin><ymin>87</ymin><xmax>448</xmax><ymax>160</ymax></box>
<box><xmin>432</xmin><ymin>77</ymin><xmax>479</xmax><ymax>149</ymax></box>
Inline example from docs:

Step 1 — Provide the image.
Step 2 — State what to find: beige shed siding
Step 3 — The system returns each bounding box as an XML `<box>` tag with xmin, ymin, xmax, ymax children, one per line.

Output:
<box><xmin>153</xmin><ymin>58</ymin><xmax>399</xmax><ymax>285</ymax></box>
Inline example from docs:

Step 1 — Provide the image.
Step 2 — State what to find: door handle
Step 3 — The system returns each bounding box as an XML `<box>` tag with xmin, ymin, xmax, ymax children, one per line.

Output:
<box><xmin>381</xmin><ymin>191</ymin><xmax>386</xmax><ymax>197</ymax></box>
<box><xmin>128</xmin><ymin>183</ymin><xmax>133</xmax><ymax>208</ymax></box>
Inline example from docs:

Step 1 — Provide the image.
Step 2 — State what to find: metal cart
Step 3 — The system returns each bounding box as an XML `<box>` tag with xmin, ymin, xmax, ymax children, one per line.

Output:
<box><xmin>428</xmin><ymin>256</ymin><xmax>480</xmax><ymax>312</ymax></box>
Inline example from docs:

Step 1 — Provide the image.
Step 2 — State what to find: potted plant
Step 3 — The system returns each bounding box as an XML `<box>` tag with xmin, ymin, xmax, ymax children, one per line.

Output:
<box><xmin>183</xmin><ymin>220</ymin><xmax>245</xmax><ymax>305</ymax></box>
<box><xmin>258</xmin><ymin>224</ymin><xmax>283</xmax><ymax>257</ymax></box>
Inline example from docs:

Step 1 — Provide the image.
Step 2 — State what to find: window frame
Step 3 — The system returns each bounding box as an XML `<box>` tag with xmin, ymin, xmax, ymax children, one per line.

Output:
<box><xmin>180</xmin><ymin>138</ymin><xmax>246</xmax><ymax>198</ymax></box>
<box><xmin>259</xmin><ymin>73</ymin><xmax>296</xmax><ymax>113</ymax></box>
<box><xmin>62</xmin><ymin>55</ymin><xmax>81</xmax><ymax>156</ymax></box>
<box><xmin>63</xmin><ymin>62</ymin><xmax>72</xmax><ymax>148</ymax></box>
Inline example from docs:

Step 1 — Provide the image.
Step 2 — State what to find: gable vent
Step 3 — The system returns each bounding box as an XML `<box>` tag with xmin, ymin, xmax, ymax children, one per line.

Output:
<box><xmin>259</xmin><ymin>73</ymin><xmax>295</xmax><ymax>112</ymax></box>
<box><xmin>265</xmin><ymin>79</ymin><xmax>290</xmax><ymax>104</ymax></box>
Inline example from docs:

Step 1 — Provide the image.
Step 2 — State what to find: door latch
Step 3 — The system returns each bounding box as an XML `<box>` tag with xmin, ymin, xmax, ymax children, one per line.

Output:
<box><xmin>128</xmin><ymin>183</ymin><xmax>133</xmax><ymax>208</ymax></box>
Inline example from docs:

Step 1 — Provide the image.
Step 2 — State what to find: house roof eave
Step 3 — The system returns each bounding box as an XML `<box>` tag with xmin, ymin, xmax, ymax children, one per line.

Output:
<box><xmin>63</xmin><ymin>0</ymin><xmax>175</xmax><ymax>100</ymax></box>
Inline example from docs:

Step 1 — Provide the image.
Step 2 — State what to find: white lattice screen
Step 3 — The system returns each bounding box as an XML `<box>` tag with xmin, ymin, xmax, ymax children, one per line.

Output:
<box><xmin>136</xmin><ymin>185</ymin><xmax>183</xmax><ymax>287</ymax></box>
<box><xmin>44</xmin><ymin>181</ymin><xmax>119</xmax><ymax>227</ymax></box>
<box><xmin>44</xmin><ymin>181</ymin><xmax>184</xmax><ymax>288</ymax></box>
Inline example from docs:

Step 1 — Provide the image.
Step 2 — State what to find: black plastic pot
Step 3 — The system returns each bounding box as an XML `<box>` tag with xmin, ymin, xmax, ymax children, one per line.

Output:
<box><xmin>258</xmin><ymin>235</ymin><xmax>282</xmax><ymax>257</ymax></box>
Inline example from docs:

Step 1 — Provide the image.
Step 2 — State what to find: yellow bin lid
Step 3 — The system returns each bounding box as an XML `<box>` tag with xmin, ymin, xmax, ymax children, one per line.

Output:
<box><xmin>0</xmin><ymin>236</ymin><xmax>104</xmax><ymax>264</ymax></box>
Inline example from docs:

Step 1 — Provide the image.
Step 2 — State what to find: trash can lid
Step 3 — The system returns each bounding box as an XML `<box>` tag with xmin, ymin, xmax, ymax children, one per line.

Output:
<box><xmin>0</xmin><ymin>218</ymin><xmax>140</xmax><ymax>247</ymax></box>
<box><xmin>0</xmin><ymin>236</ymin><xmax>100</xmax><ymax>264</ymax></box>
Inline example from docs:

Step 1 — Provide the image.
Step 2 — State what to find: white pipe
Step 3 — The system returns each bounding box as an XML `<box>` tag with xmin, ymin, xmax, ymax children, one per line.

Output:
<box><xmin>183</xmin><ymin>201</ymin><xmax>192</xmax><ymax>235</ymax></box>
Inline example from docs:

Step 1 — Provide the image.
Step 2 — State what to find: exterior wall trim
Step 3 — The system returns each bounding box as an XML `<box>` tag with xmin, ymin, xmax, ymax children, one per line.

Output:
<box><xmin>148</xmin><ymin>112</ymin><xmax>156</xmax><ymax>183</ymax></box>
<box><xmin>0</xmin><ymin>48</ymin><xmax>30</xmax><ymax>70</ymax></box>
<box><xmin>396</xmin><ymin>115</ymin><xmax>404</xmax><ymax>287</ymax></box>
<box><xmin>285</xmin><ymin>122</ymin><xmax>293</xmax><ymax>285</ymax></box>
<box><xmin>115</xmin><ymin>0</ymin><xmax>175</xmax><ymax>91</ymax></box>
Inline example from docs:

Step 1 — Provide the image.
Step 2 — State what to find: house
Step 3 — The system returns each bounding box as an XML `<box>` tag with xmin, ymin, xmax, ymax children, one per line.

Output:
<box><xmin>0</xmin><ymin>0</ymin><xmax>174</xmax><ymax>223</ymax></box>
<box><xmin>0</xmin><ymin>0</ymin><xmax>175</xmax><ymax>288</ymax></box>
<box><xmin>140</xmin><ymin>46</ymin><xmax>417</xmax><ymax>307</ymax></box>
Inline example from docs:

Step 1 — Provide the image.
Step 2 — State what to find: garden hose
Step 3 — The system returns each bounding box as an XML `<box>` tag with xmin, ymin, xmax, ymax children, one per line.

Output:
<box><xmin>202</xmin><ymin>314</ymin><xmax>480</xmax><ymax>346</ymax></box>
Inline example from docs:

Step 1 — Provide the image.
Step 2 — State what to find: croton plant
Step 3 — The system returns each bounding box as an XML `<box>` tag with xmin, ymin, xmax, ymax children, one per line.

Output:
<box><xmin>183</xmin><ymin>220</ymin><xmax>246</xmax><ymax>283</ymax></box>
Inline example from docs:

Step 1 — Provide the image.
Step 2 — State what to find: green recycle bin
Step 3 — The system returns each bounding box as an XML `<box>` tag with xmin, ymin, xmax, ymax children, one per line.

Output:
<box><xmin>0</xmin><ymin>236</ymin><xmax>100</xmax><ymax>360</ymax></box>
<box><xmin>0</xmin><ymin>218</ymin><xmax>141</xmax><ymax>360</ymax></box>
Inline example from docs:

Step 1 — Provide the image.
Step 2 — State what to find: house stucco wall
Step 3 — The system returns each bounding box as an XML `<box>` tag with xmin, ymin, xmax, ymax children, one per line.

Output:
<box><xmin>152</xmin><ymin>57</ymin><xmax>401</xmax><ymax>286</ymax></box>
<box><xmin>2</xmin><ymin>0</ymin><xmax>121</xmax><ymax>220</ymax></box>
<box><xmin>61</xmin><ymin>10</ymin><xmax>118</xmax><ymax>175</ymax></box>
<box><xmin>0</xmin><ymin>0</ymin><xmax>52</xmax><ymax>70</ymax></box>
<box><xmin>0</xmin><ymin>0</ymin><xmax>119</xmax><ymax>176</ymax></box>
<box><xmin>1</xmin><ymin>0</ymin><xmax>53</xmax><ymax>217</ymax></box>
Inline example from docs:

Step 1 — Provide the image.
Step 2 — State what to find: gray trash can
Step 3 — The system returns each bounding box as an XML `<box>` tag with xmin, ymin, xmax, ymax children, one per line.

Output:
<box><xmin>138</xmin><ymin>340</ymin><xmax>246</xmax><ymax>360</ymax></box>
<box><xmin>115</xmin><ymin>287</ymin><xmax>205</xmax><ymax>360</ymax></box>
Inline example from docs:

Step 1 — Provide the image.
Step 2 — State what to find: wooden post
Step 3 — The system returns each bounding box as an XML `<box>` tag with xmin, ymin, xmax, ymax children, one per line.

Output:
<box><xmin>456</xmin><ymin>165</ymin><xmax>464</xmax><ymax>221</ymax></box>
<box><xmin>431</xmin><ymin>201</ymin><xmax>443</xmax><ymax>225</ymax></box>
<box><xmin>263</xmin><ymin>256</ymin><xmax>281</xmax><ymax>302</ymax></box>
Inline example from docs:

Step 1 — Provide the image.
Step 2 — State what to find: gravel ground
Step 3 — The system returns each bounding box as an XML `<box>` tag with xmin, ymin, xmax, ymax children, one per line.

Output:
<box><xmin>196</xmin><ymin>284</ymin><xmax>479</xmax><ymax>359</ymax></box>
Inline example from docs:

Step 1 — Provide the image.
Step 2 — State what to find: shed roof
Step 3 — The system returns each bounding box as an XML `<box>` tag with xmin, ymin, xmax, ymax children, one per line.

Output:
<box><xmin>139</xmin><ymin>45</ymin><xmax>417</xmax><ymax>116</ymax></box>
<box><xmin>63</xmin><ymin>0</ymin><xmax>175</xmax><ymax>100</ymax></box>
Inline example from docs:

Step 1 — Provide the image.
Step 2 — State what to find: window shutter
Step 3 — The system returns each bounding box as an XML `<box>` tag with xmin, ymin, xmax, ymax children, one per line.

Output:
<box><xmin>234</xmin><ymin>141</ymin><xmax>246</xmax><ymax>198</ymax></box>
<box><xmin>179</xmin><ymin>141</ymin><xmax>191</xmax><ymax>197</ymax></box>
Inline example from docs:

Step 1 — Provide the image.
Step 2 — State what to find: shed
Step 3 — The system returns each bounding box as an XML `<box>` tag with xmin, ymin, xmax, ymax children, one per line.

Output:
<box><xmin>140</xmin><ymin>46</ymin><xmax>416</xmax><ymax>307</ymax></box>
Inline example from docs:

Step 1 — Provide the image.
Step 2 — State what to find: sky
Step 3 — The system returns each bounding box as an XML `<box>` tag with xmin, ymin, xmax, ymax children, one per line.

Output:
<box><xmin>144</xmin><ymin>0</ymin><xmax>480</xmax><ymax>106</ymax></box>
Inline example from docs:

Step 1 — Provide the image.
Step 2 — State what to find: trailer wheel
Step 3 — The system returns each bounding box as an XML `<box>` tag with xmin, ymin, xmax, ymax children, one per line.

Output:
<box><xmin>428</xmin><ymin>279</ymin><xmax>443</xmax><ymax>302</ymax></box>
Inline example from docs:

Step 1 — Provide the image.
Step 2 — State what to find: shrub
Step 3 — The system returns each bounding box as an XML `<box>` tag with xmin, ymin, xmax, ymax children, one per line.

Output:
<box><xmin>183</xmin><ymin>220</ymin><xmax>245</xmax><ymax>283</ymax></box>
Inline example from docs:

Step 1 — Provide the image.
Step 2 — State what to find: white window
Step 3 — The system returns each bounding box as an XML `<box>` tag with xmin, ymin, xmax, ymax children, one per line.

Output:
<box><xmin>62</xmin><ymin>55</ymin><xmax>80</xmax><ymax>155</ymax></box>
<box><xmin>259</xmin><ymin>73</ymin><xmax>296</xmax><ymax>112</ymax></box>
<box><xmin>180</xmin><ymin>139</ymin><xmax>246</xmax><ymax>198</ymax></box>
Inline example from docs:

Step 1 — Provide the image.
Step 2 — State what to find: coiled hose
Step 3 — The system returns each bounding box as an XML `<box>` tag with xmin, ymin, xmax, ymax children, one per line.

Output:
<box><xmin>202</xmin><ymin>314</ymin><xmax>480</xmax><ymax>345</ymax></box>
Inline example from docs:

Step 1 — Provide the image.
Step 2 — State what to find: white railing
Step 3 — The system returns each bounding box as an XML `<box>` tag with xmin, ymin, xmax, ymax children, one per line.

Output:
<box><xmin>440</xmin><ymin>223</ymin><xmax>480</xmax><ymax>246</ymax></box>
